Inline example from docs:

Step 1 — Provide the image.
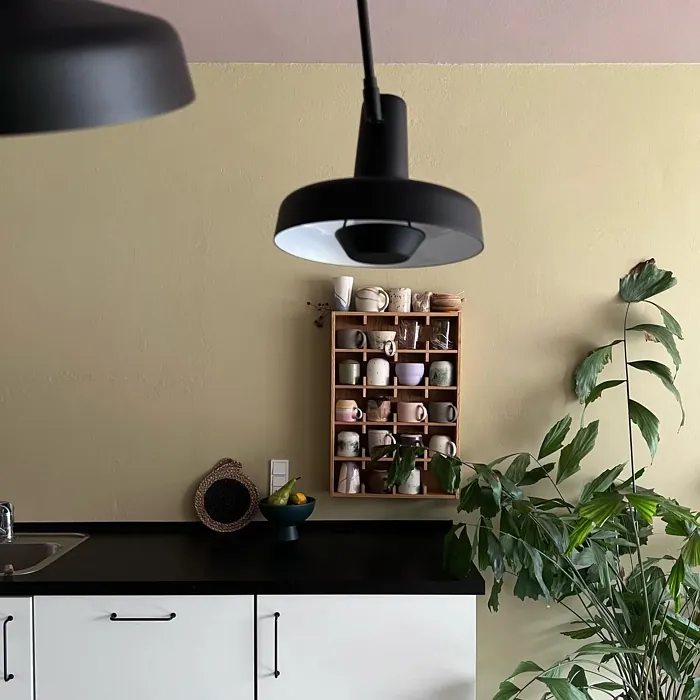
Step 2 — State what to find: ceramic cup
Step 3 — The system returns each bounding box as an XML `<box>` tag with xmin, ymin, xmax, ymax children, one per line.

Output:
<box><xmin>398</xmin><ymin>433</ymin><xmax>423</xmax><ymax>447</ymax></box>
<box><xmin>429</xmin><ymin>360</ymin><xmax>454</xmax><ymax>387</ymax></box>
<box><xmin>367</xmin><ymin>469</ymin><xmax>391</xmax><ymax>494</ymax></box>
<box><xmin>395</xmin><ymin>362</ymin><xmax>425</xmax><ymax>386</ymax></box>
<box><xmin>337</xmin><ymin>431</ymin><xmax>361</xmax><ymax>457</ymax></box>
<box><xmin>336</xmin><ymin>399</ymin><xmax>363</xmax><ymax>422</ymax></box>
<box><xmin>412</xmin><ymin>291</ymin><xmax>432</xmax><ymax>313</ymax></box>
<box><xmin>398</xmin><ymin>319</ymin><xmax>422</xmax><ymax>349</ymax></box>
<box><xmin>429</xmin><ymin>434</ymin><xmax>457</xmax><ymax>457</ymax></box>
<box><xmin>387</xmin><ymin>287</ymin><xmax>411</xmax><ymax>313</ymax></box>
<box><xmin>428</xmin><ymin>402</ymin><xmax>458</xmax><ymax>423</ymax></box>
<box><xmin>367</xmin><ymin>430</ymin><xmax>396</xmax><ymax>453</ymax></box>
<box><xmin>397</xmin><ymin>401</ymin><xmax>427</xmax><ymax>423</ymax></box>
<box><xmin>338</xmin><ymin>359</ymin><xmax>361</xmax><ymax>385</ymax></box>
<box><xmin>367</xmin><ymin>358</ymin><xmax>391</xmax><ymax>386</ymax></box>
<box><xmin>355</xmin><ymin>286</ymin><xmax>389</xmax><ymax>312</ymax></box>
<box><xmin>366</xmin><ymin>398</ymin><xmax>392</xmax><ymax>422</ymax></box>
<box><xmin>333</xmin><ymin>276</ymin><xmax>354</xmax><ymax>311</ymax></box>
<box><xmin>337</xmin><ymin>462</ymin><xmax>361</xmax><ymax>494</ymax></box>
<box><xmin>336</xmin><ymin>329</ymin><xmax>367</xmax><ymax>349</ymax></box>
<box><xmin>367</xmin><ymin>331</ymin><xmax>397</xmax><ymax>357</ymax></box>
<box><xmin>398</xmin><ymin>468</ymin><xmax>421</xmax><ymax>495</ymax></box>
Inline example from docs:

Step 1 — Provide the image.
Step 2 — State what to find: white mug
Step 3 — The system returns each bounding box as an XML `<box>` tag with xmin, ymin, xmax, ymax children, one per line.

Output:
<box><xmin>398</xmin><ymin>468</ymin><xmax>421</xmax><ymax>495</ymax></box>
<box><xmin>367</xmin><ymin>358</ymin><xmax>391</xmax><ymax>386</ymax></box>
<box><xmin>397</xmin><ymin>401</ymin><xmax>427</xmax><ymax>423</ymax></box>
<box><xmin>333</xmin><ymin>276</ymin><xmax>354</xmax><ymax>311</ymax></box>
<box><xmin>337</xmin><ymin>431</ymin><xmax>361</xmax><ymax>457</ymax></box>
<box><xmin>367</xmin><ymin>430</ymin><xmax>396</xmax><ymax>453</ymax></box>
<box><xmin>387</xmin><ymin>287</ymin><xmax>411</xmax><ymax>313</ymax></box>
<box><xmin>355</xmin><ymin>286</ymin><xmax>390</xmax><ymax>312</ymax></box>
<box><xmin>337</xmin><ymin>462</ymin><xmax>361</xmax><ymax>494</ymax></box>
<box><xmin>429</xmin><ymin>434</ymin><xmax>457</xmax><ymax>457</ymax></box>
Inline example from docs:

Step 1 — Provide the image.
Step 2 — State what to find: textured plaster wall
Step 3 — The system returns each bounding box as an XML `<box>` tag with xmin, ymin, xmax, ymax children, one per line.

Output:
<box><xmin>1</xmin><ymin>63</ymin><xmax>700</xmax><ymax>696</ymax></box>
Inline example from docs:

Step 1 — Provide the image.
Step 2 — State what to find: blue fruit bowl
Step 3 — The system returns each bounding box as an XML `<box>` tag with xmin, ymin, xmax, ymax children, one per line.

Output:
<box><xmin>259</xmin><ymin>497</ymin><xmax>316</xmax><ymax>541</ymax></box>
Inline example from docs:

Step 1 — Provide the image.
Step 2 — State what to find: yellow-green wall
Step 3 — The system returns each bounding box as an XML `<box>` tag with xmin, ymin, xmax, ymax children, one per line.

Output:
<box><xmin>1</xmin><ymin>63</ymin><xmax>699</xmax><ymax>695</ymax></box>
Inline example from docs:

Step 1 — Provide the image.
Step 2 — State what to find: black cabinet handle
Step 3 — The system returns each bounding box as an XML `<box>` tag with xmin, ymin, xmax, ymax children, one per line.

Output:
<box><xmin>109</xmin><ymin>612</ymin><xmax>176</xmax><ymax>622</ymax></box>
<box><xmin>3</xmin><ymin>616</ymin><xmax>14</xmax><ymax>682</ymax></box>
<box><xmin>273</xmin><ymin>612</ymin><xmax>280</xmax><ymax>678</ymax></box>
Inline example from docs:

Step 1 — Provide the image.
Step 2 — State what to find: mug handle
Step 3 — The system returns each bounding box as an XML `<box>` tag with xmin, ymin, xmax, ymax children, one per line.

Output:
<box><xmin>356</xmin><ymin>331</ymin><xmax>368</xmax><ymax>349</ymax></box>
<box><xmin>384</xmin><ymin>340</ymin><xmax>397</xmax><ymax>357</ymax></box>
<box><xmin>446</xmin><ymin>440</ymin><xmax>457</xmax><ymax>457</ymax></box>
<box><xmin>385</xmin><ymin>433</ymin><xmax>397</xmax><ymax>445</ymax></box>
<box><xmin>353</xmin><ymin>408</ymin><xmax>364</xmax><ymax>421</ymax></box>
<box><xmin>377</xmin><ymin>288</ymin><xmax>390</xmax><ymax>312</ymax></box>
<box><xmin>448</xmin><ymin>404</ymin><xmax>459</xmax><ymax>422</ymax></box>
<box><xmin>417</xmin><ymin>405</ymin><xmax>428</xmax><ymax>422</ymax></box>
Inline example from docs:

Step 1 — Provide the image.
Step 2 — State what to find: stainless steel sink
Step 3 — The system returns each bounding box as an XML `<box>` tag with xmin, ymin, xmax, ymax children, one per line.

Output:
<box><xmin>0</xmin><ymin>533</ymin><xmax>87</xmax><ymax>576</ymax></box>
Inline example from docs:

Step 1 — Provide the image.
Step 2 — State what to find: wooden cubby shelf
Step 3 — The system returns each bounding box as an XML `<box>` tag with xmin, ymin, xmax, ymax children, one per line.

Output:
<box><xmin>330</xmin><ymin>309</ymin><xmax>462</xmax><ymax>499</ymax></box>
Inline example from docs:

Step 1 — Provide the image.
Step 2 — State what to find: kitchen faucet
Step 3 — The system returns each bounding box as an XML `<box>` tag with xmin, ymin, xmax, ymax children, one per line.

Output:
<box><xmin>0</xmin><ymin>502</ymin><xmax>14</xmax><ymax>543</ymax></box>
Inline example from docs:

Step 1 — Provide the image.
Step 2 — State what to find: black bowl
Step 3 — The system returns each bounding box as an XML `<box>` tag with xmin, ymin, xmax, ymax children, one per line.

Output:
<box><xmin>259</xmin><ymin>497</ymin><xmax>316</xmax><ymax>541</ymax></box>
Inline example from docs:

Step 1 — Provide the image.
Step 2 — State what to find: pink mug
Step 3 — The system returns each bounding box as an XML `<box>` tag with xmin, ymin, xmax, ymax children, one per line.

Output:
<box><xmin>336</xmin><ymin>400</ymin><xmax>363</xmax><ymax>422</ymax></box>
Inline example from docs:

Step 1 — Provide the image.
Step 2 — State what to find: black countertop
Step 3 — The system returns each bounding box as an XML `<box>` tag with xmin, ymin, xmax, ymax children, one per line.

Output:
<box><xmin>0</xmin><ymin>521</ymin><xmax>485</xmax><ymax>596</ymax></box>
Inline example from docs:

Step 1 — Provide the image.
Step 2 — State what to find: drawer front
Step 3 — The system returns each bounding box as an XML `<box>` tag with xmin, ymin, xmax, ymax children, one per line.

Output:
<box><xmin>0</xmin><ymin>599</ymin><xmax>33</xmax><ymax>700</ymax></box>
<box><xmin>35</xmin><ymin>595</ymin><xmax>254</xmax><ymax>700</ymax></box>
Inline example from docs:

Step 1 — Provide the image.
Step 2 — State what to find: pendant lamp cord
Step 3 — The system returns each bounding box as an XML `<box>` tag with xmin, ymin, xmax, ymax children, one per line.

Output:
<box><xmin>357</xmin><ymin>0</ymin><xmax>383</xmax><ymax>123</ymax></box>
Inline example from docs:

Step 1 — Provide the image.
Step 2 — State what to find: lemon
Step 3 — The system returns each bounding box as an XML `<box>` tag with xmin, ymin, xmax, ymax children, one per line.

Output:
<box><xmin>290</xmin><ymin>492</ymin><xmax>307</xmax><ymax>505</ymax></box>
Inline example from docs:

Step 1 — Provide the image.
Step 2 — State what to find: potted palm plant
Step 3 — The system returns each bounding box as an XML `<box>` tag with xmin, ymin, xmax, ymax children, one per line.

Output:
<box><xmin>375</xmin><ymin>260</ymin><xmax>697</xmax><ymax>700</ymax></box>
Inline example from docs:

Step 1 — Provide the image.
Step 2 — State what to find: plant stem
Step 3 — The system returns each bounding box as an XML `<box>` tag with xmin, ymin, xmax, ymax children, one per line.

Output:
<box><xmin>623</xmin><ymin>302</ymin><xmax>655</xmax><ymax>700</ymax></box>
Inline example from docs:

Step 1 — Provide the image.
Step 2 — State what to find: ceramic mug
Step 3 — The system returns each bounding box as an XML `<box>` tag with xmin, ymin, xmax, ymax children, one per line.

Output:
<box><xmin>367</xmin><ymin>358</ymin><xmax>391</xmax><ymax>386</ymax></box>
<box><xmin>428</xmin><ymin>402</ymin><xmax>458</xmax><ymax>423</ymax></box>
<box><xmin>367</xmin><ymin>469</ymin><xmax>391</xmax><ymax>494</ymax></box>
<box><xmin>367</xmin><ymin>331</ymin><xmax>397</xmax><ymax>357</ymax></box>
<box><xmin>397</xmin><ymin>401</ymin><xmax>427</xmax><ymax>423</ymax></box>
<box><xmin>398</xmin><ymin>468</ymin><xmax>421</xmax><ymax>495</ymax></box>
<box><xmin>336</xmin><ymin>329</ymin><xmax>367</xmax><ymax>349</ymax></box>
<box><xmin>366</xmin><ymin>398</ymin><xmax>392</xmax><ymax>422</ymax></box>
<box><xmin>333</xmin><ymin>276</ymin><xmax>354</xmax><ymax>311</ymax></box>
<box><xmin>367</xmin><ymin>430</ymin><xmax>396</xmax><ymax>453</ymax></box>
<box><xmin>395</xmin><ymin>362</ymin><xmax>425</xmax><ymax>386</ymax></box>
<box><xmin>355</xmin><ymin>286</ymin><xmax>390</xmax><ymax>312</ymax></box>
<box><xmin>398</xmin><ymin>433</ymin><xmax>423</xmax><ymax>447</ymax></box>
<box><xmin>336</xmin><ymin>400</ymin><xmax>363</xmax><ymax>422</ymax></box>
<box><xmin>412</xmin><ymin>291</ymin><xmax>432</xmax><ymax>313</ymax></box>
<box><xmin>338</xmin><ymin>359</ymin><xmax>361</xmax><ymax>385</ymax></box>
<box><xmin>429</xmin><ymin>434</ymin><xmax>457</xmax><ymax>457</ymax></box>
<box><xmin>387</xmin><ymin>287</ymin><xmax>411</xmax><ymax>313</ymax></box>
<box><xmin>337</xmin><ymin>431</ymin><xmax>361</xmax><ymax>457</ymax></box>
<box><xmin>429</xmin><ymin>360</ymin><xmax>454</xmax><ymax>387</ymax></box>
<box><xmin>337</xmin><ymin>462</ymin><xmax>361</xmax><ymax>494</ymax></box>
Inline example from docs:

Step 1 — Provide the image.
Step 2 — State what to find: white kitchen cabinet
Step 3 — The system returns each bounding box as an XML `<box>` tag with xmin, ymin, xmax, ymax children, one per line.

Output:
<box><xmin>0</xmin><ymin>598</ymin><xmax>33</xmax><ymax>700</ymax></box>
<box><xmin>257</xmin><ymin>595</ymin><xmax>476</xmax><ymax>700</ymax></box>
<box><xmin>34</xmin><ymin>595</ymin><xmax>254</xmax><ymax>700</ymax></box>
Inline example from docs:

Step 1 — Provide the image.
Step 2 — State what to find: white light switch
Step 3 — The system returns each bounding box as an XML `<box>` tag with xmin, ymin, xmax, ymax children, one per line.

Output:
<box><xmin>269</xmin><ymin>460</ymin><xmax>290</xmax><ymax>495</ymax></box>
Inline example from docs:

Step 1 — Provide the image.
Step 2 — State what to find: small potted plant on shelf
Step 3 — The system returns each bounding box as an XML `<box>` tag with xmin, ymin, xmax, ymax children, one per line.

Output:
<box><xmin>388</xmin><ymin>260</ymin><xmax>698</xmax><ymax>700</ymax></box>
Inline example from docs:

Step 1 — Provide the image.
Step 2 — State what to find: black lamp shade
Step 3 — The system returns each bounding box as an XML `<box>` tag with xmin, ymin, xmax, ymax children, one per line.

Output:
<box><xmin>275</xmin><ymin>177</ymin><xmax>484</xmax><ymax>268</ymax></box>
<box><xmin>0</xmin><ymin>0</ymin><xmax>195</xmax><ymax>135</ymax></box>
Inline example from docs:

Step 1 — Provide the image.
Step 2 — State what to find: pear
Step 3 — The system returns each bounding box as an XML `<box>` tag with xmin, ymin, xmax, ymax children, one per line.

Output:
<box><xmin>268</xmin><ymin>477</ymin><xmax>301</xmax><ymax>506</ymax></box>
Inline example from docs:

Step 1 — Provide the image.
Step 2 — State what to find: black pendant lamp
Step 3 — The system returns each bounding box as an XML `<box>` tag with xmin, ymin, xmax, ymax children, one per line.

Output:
<box><xmin>274</xmin><ymin>0</ymin><xmax>483</xmax><ymax>268</ymax></box>
<box><xmin>0</xmin><ymin>0</ymin><xmax>195</xmax><ymax>136</ymax></box>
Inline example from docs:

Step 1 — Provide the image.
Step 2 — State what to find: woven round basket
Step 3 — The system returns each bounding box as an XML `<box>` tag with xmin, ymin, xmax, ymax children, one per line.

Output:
<box><xmin>195</xmin><ymin>458</ymin><xmax>260</xmax><ymax>533</ymax></box>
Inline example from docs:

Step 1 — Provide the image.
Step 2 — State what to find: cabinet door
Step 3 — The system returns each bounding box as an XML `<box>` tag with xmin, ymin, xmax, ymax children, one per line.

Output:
<box><xmin>35</xmin><ymin>595</ymin><xmax>253</xmax><ymax>700</ymax></box>
<box><xmin>0</xmin><ymin>599</ymin><xmax>33</xmax><ymax>700</ymax></box>
<box><xmin>258</xmin><ymin>595</ymin><xmax>476</xmax><ymax>700</ymax></box>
